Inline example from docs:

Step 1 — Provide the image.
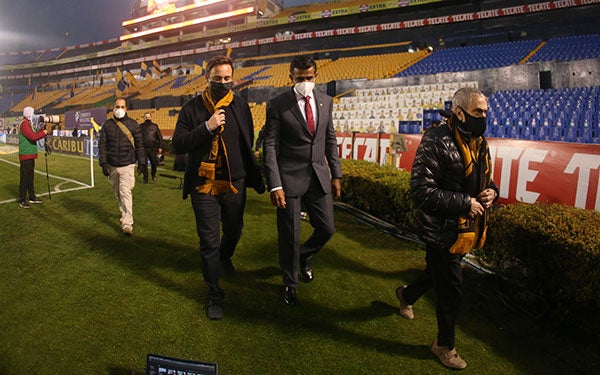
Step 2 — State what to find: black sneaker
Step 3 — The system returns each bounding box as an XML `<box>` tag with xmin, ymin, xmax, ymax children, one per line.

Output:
<box><xmin>28</xmin><ymin>198</ymin><xmax>43</xmax><ymax>204</ymax></box>
<box><xmin>152</xmin><ymin>175</ymin><xmax>156</xmax><ymax>181</ymax></box>
<box><xmin>207</xmin><ymin>300</ymin><xmax>224</xmax><ymax>320</ymax></box>
<box><xmin>19</xmin><ymin>200</ymin><xmax>31</xmax><ymax>208</ymax></box>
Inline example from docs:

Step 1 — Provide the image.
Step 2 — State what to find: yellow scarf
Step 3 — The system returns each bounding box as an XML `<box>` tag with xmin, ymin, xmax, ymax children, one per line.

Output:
<box><xmin>196</xmin><ymin>89</ymin><xmax>238</xmax><ymax>195</ymax></box>
<box><xmin>448</xmin><ymin>117</ymin><xmax>492</xmax><ymax>254</ymax></box>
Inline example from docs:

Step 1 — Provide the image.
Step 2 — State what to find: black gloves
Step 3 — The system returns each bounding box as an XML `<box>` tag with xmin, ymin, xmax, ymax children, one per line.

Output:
<box><xmin>101</xmin><ymin>164</ymin><xmax>111</xmax><ymax>177</ymax></box>
<box><xmin>138</xmin><ymin>163</ymin><xmax>148</xmax><ymax>175</ymax></box>
<box><xmin>254</xmin><ymin>180</ymin><xmax>266</xmax><ymax>195</ymax></box>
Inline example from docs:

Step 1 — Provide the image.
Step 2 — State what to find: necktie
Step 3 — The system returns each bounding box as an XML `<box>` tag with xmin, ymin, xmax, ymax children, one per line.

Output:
<box><xmin>305</xmin><ymin>95</ymin><xmax>315</xmax><ymax>136</ymax></box>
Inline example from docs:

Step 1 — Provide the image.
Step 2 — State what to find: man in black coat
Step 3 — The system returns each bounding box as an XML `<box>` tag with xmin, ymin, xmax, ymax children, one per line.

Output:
<box><xmin>172</xmin><ymin>55</ymin><xmax>265</xmax><ymax>320</ymax></box>
<box><xmin>140</xmin><ymin>112</ymin><xmax>163</xmax><ymax>183</ymax></box>
<box><xmin>395</xmin><ymin>87</ymin><xmax>498</xmax><ymax>370</ymax></box>
<box><xmin>99</xmin><ymin>97</ymin><xmax>146</xmax><ymax>236</ymax></box>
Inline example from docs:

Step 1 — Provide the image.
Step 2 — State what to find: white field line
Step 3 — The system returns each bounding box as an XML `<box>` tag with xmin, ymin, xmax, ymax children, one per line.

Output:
<box><xmin>0</xmin><ymin>156</ymin><xmax>92</xmax><ymax>204</ymax></box>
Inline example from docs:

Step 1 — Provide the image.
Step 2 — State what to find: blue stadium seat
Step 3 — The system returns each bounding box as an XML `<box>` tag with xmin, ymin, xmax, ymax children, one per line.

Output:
<box><xmin>530</xmin><ymin>34</ymin><xmax>600</xmax><ymax>62</ymax></box>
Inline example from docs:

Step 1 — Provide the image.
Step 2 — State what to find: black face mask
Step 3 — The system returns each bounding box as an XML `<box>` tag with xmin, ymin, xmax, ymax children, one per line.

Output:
<box><xmin>209</xmin><ymin>82</ymin><xmax>233</xmax><ymax>100</ymax></box>
<box><xmin>459</xmin><ymin>107</ymin><xmax>487</xmax><ymax>137</ymax></box>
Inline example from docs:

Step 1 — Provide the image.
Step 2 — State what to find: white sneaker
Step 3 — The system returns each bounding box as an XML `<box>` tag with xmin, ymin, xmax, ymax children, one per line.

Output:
<box><xmin>431</xmin><ymin>340</ymin><xmax>467</xmax><ymax>370</ymax></box>
<box><xmin>395</xmin><ymin>285</ymin><xmax>414</xmax><ymax>319</ymax></box>
<box><xmin>122</xmin><ymin>225</ymin><xmax>133</xmax><ymax>236</ymax></box>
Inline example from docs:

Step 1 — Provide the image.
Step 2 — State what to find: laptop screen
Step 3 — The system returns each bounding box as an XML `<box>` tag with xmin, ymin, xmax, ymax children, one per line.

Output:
<box><xmin>146</xmin><ymin>354</ymin><xmax>217</xmax><ymax>375</ymax></box>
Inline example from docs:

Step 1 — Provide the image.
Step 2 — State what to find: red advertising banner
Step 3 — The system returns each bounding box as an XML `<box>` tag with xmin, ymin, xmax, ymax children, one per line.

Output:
<box><xmin>337</xmin><ymin>133</ymin><xmax>600</xmax><ymax>211</ymax></box>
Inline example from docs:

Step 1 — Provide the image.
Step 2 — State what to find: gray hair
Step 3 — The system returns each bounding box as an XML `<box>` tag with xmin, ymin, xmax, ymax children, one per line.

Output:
<box><xmin>452</xmin><ymin>87</ymin><xmax>485</xmax><ymax>109</ymax></box>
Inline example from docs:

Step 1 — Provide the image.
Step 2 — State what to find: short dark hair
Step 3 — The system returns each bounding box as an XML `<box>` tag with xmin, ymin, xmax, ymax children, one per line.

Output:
<box><xmin>115</xmin><ymin>97</ymin><xmax>128</xmax><ymax>108</ymax></box>
<box><xmin>206</xmin><ymin>55</ymin><xmax>234</xmax><ymax>76</ymax></box>
<box><xmin>290</xmin><ymin>56</ymin><xmax>317</xmax><ymax>75</ymax></box>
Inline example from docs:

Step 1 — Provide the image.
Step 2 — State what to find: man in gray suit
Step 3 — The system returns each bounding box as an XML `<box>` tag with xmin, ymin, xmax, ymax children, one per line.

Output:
<box><xmin>263</xmin><ymin>56</ymin><xmax>343</xmax><ymax>306</ymax></box>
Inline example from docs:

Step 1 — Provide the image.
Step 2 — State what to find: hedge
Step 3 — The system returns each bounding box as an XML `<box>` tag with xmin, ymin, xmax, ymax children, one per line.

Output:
<box><xmin>482</xmin><ymin>202</ymin><xmax>600</xmax><ymax>332</ymax></box>
<box><xmin>339</xmin><ymin>159</ymin><xmax>416</xmax><ymax>233</ymax></box>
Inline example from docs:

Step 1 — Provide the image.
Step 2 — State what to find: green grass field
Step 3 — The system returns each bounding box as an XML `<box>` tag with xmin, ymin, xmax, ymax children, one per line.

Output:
<box><xmin>0</xmin><ymin>145</ymin><xmax>597</xmax><ymax>374</ymax></box>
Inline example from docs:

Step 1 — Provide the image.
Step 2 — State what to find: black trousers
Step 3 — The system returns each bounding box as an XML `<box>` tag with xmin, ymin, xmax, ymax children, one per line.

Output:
<box><xmin>143</xmin><ymin>148</ymin><xmax>159</xmax><ymax>180</ymax></box>
<box><xmin>190</xmin><ymin>179</ymin><xmax>246</xmax><ymax>301</ymax></box>
<box><xmin>19</xmin><ymin>158</ymin><xmax>36</xmax><ymax>202</ymax></box>
<box><xmin>277</xmin><ymin>175</ymin><xmax>335</xmax><ymax>288</ymax></box>
<box><xmin>402</xmin><ymin>244</ymin><xmax>464</xmax><ymax>350</ymax></box>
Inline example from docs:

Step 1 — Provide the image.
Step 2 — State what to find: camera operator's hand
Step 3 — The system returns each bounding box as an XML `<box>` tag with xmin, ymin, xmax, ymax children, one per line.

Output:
<box><xmin>101</xmin><ymin>164</ymin><xmax>111</xmax><ymax>177</ymax></box>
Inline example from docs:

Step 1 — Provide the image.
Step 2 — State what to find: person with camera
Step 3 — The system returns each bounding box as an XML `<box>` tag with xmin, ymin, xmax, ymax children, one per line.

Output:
<box><xmin>18</xmin><ymin>106</ymin><xmax>48</xmax><ymax>208</ymax></box>
<box><xmin>140</xmin><ymin>112</ymin><xmax>163</xmax><ymax>184</ymax></box>
<box><xmin>98</xmin><ymin>97</ymin><xmax>146</xmax><ymax>236</ymax></box>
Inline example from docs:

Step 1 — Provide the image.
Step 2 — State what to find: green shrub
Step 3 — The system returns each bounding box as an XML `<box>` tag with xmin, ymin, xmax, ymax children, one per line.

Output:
<box><xmin>339</xmin><ymin>159</ymin><xmax>416</xmax><ymax>232</ymax></box>
<box><xmin>483</xmin><ymin>203</ymin><xmax>600</xmax><ymax>326</ymax></box>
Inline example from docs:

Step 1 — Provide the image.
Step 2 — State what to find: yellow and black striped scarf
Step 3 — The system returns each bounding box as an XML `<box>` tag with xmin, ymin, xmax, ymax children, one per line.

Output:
<box><xmin>196</xmin><ymin>89</ymin><xmax>237</xmax><ymax>195</ymax></box>
<box><xmin>448</xmin><ymin>116</ymin><xmax>493</xmax><ymax>254</ymax></box>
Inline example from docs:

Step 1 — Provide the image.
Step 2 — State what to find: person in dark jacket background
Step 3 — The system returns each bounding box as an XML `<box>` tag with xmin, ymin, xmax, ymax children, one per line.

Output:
<box><xmin>18</xmin><ymin>106</ymin><xmax>47</xmax><ymax>208</ymax></box>
<box><xmin>172</xmin><ymin>55</ymin><xmax>265</xmax><ymax>320</ymax></box>
<box><xmin>98</xmin><ymin>97</ymin><xmax>146</xmax><ymax>236</ymax></box>
<box><xmin>140</xmin><ymin>112</ymin><xmax>163</xmax><ymax>183</ymax></box>
<box><xmin>395</xmin><ymin>87</ymin><xmax>498</xmax><ymax>370</ymax></box>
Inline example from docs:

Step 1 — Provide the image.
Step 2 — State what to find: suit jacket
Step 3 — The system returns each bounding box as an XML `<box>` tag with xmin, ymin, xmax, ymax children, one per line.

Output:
<box><xmin>172</xmin><ymin>94</ymin><xmax>265</xmax><ymax>199</ymax></box>
<box><xmin>263</xmin><ymin>88</ymin><xmax>342</xmax><ymax>197</ymax></box>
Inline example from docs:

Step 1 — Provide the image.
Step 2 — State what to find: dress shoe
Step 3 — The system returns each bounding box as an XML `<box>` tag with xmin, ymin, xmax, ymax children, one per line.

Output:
<box><xmin>395</xmin><ymin>285</ymin><xmax>414</xmax><ymax>319</ymax></box>
<box><xmin>300</xmin><ymin>259</ymin><xmax>314</xmax><ymax>283</ymax></box>
<box><xmin>282</xmin><ymin>286</ymin><xmax>297</xmax><ymax>306</ymax></box>
<box><xmin>431</xmin><ymin>340</ymin><xmax>467</xmax><ymax>369</ymax></box>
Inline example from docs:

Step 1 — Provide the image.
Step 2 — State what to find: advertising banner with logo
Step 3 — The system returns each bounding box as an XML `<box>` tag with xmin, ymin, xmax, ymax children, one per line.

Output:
<box><xmin>64</xmin><ymin>108</ymin><xmax>107</xmax><ymax>130</ymax></box>
<box><xmin>337</xmin><ymin>133</ymin><xmax>600</xmax><ymax>211</ymax></box>
<box><xmin>47</xmin><ymin>136</ymin><xmax>98</xmax><ymax>158</ymax></box>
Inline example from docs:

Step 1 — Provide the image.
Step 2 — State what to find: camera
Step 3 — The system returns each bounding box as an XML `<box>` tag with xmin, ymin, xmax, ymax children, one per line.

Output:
<box><xmin>31</xmin><ymin>114</ymin><xmax>60</xmax><ymax>132</ymax></box>
<box><xmin>33</xmin><ymin>114</ymin><xmax>60</xmax><ymax>126</ymax></box>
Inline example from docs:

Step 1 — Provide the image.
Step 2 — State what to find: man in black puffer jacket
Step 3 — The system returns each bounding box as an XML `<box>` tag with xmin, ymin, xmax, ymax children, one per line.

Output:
<box><xmin>140</xmin><ymin>112</ymin><xmax>163</xmax><ymax>183</ymax></box>
<box><xmin>395</xmin><ymin>87</ymin><xmax>499</xmax><ymax>370</ymax></box>
<box><xmin>99</xmin><ymin>97</ymin><xmax>146</xmax><ymax>236</ymax></box>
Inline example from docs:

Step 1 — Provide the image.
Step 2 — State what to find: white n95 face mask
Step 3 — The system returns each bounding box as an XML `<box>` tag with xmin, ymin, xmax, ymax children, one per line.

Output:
<box><xmin>295</xmin><ymin>81</ymin><xmax>315</xmax><ymax>97</ymax></box>
<box><xmin>113</xmin><ymin>108</ymin><xmax>126</xmax><ymax>119</ymax></box>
